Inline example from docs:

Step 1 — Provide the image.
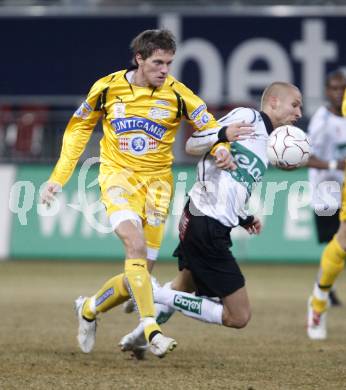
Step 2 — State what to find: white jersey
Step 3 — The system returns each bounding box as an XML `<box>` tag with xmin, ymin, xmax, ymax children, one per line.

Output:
<box><xmin>187</xmin><ymin>107</ymin><xmax>270</xmax><ymax>227</ymax></box>
<box><xmin>308</xmin><ymin>106</ymin><xmax>346</xmax><ymax>212</ymax></box>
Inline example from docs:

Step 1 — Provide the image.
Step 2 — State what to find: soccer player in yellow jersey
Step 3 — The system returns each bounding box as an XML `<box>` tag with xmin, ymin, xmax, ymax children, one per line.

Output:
<box><xmin>307</xmin><ymin>84</ymin><xmax>346</xmax><ymax>340</ymax></box>
<box><xmin>40</xmin><ymin>29</ymin><xmax>254</xmax><ymax>357</ymax></box>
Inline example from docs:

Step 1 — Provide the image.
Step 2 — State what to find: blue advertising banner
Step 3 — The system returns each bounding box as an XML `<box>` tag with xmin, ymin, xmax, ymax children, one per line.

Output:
<box><xmin>1</xmin><ymin>11</ymin><xmax>346</xmax><ymax>116</ymax></box>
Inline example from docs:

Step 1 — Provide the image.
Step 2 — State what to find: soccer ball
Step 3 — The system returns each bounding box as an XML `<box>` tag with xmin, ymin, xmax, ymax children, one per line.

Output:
<box><xmin>266</xmin><ymin>125</ymin><xmax>311</xmax><ymax>168</ymax></box>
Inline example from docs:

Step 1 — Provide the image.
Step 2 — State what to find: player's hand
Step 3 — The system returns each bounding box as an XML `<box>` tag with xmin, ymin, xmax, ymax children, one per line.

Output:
<box><xmin>214</xmin><ymin>147</ymin><xmax>237</xmax><ymax>170</ymax></box>
<box><xmin>275</xmin><ymin>161</ymin><xmax>297</xmax><ymax>171</ymax></box>
<box><xmin>225</xmin><ymin>122</ymin><xmax>255</xmax><ymax>142</ymax></box>
<box><xmin>40</xmin><ymin>182</ymin><xmax>62</xmax><ymax>207</ymax></box>
<box><xmin>243</xmin><ymin>217</ymin><xmax>262</xmax><ymax>235</ymax></box>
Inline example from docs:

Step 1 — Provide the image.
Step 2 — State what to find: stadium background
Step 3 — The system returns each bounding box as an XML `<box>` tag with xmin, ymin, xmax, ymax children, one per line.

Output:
<box><xmin>1</xmin><ymin>2</ymin><xmax>346</xmax><ymax>262</ymax></box>
<box><xmin>2</xmin><ymin>3</ymin><xmax>346</xmax><ymax>390</ymax></box>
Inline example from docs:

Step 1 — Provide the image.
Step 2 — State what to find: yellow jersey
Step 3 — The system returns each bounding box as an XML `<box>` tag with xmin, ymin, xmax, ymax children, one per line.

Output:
<box><xmin>50</xmin><ymin>69</ymin><xmax>219</xmax><ymax>186</ymax></box>
<box><xmin>343</xmin><ymin>88</ymin><xmax>346</xmax><ymax>117</ymax></box>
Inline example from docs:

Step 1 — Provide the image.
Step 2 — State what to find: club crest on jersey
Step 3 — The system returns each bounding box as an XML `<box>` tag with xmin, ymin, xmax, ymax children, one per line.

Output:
<box><xmin>129</xmin><ymin>135</ymin><xmax>149</xmax><ymax>155</ymax></box>
<box><xmin>113</xmin><ymin>103</ymin><xmax>126</xmax><ymax>118</ymax></box>
<box><xmin>111</xmin><ymin>117</ymin><xmax>167</xmax><ymax>140</ymax></box>
<box><xmin>149</xmin><ymin>107</ymin><xmax>170</xmax><ymax>120</ymax></box>
<box><xmin>74</xmin><ymin>101</ymin><xmax>92</xmax><ymax>119</ymax></box>
<box><xmin>194</xmin><ymin>113</ymin><xmax>211</xmax><ymax>129</ymax></box>
<box><xmin>119</xmin><ymin>135</ymin><xmax>158</xmax><ymax>155</ymax></box>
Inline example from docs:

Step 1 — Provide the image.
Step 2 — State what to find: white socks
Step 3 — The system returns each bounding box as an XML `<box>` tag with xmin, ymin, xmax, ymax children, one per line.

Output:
<box><xmin>154</xmin><ymin>285</ymin><xmax>223</xmax><ymax>325</ymax></box>
<box><xmin>125</xmin><ymin>281</ymin><xmax>223</xmax><ymax>344</ymax></box>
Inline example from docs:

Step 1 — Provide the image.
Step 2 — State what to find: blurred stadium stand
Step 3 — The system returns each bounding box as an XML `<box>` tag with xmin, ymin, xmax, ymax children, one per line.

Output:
<box><xmin>1</xmin><ymin>0</ymin><xmax>346</xmax><ymax>5</ymax></box>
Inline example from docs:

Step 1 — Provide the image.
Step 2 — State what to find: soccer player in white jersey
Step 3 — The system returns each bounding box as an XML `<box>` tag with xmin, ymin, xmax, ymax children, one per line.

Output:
<box><xmin>307</xmin><ymin>69</ymin><xmax>346</xmax><ymax>308</ymax></box>
<box><xmin>119</xmin><ymin>82</ymin><xmax>303</xmax><ymax>358</ymax></box>
<box><xmin>306</xmin><ymin>70</ymin><xmax>346</xmax><ymax>339</ymax></box>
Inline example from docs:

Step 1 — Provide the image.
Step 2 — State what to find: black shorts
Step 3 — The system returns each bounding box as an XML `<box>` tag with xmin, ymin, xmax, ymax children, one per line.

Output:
<box><xmin>173</xmin><ymin>201</ymin><xmax>245</xmax><ymax>298</ymax></box>
<box><xmin>314</xmin><ymin>211</ymin><xmax>340</xmax><ymax>243</ymax></box>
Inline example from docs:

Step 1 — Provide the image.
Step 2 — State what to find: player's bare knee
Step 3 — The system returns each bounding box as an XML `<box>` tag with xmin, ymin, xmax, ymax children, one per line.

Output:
<box><xmin>171</xmin><ymin>270</ymin><xmax>195</xmax><ymax>292</ymax></box>
<box><xmin>223</xmin><ymin>310</ymin><xmax>251</xmax><ymax>329</ymax></box>
<box><xmin>123</xmin><ymin>236</ymin><xmax>146</xmax><ymax>258</ymax></box>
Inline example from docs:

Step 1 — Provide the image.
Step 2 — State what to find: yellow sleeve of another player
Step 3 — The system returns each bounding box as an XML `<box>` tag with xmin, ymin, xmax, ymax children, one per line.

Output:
<box><xmin>172</xmin><ymin>80</ymin><xmax>219</xmax><ymax>132</ymax></box>
<box><xmin>49</xmin><ymin>75</ymin><xmax>112</xmax><ymax>186</ymax></box>
<box><xmin>210</xmin><ymin>142</ymin><xmax>231</xmax><ymax>156</ymax></box>
<box><xmin>342</xmin><ymin>89</ymin><xmax>346</xmax><ymax>117</ymax></box>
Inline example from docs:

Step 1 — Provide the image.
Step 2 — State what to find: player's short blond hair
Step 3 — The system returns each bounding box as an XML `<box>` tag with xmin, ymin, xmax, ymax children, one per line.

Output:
<box><xmin>261</xmin><ymin>82</ymin><xmax>300</xmax><ymax>108</ymax></box>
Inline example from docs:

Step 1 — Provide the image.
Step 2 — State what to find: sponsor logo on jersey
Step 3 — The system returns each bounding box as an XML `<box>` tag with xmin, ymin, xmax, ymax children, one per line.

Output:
<box><xmin>173</xmin><ymin>295</ymin><xmax>202</xmax><ymax>314</ymax></box>
<box><xmin>118</xmin><ymin>135</ymin><xmax>158</xmax><ymax>155</ymax></box>
<box><xmin>155</xmin><ymin>100</ymin><xmax>170</xmax><ymax>106</ymax></box>
<box><xmin>111</xmin><ymin>117</ymin><xmax>167</xmax><ymax>140</ymax></box>
<box><xmin>74</xmin><ymin>101</ymin><xmax>92</xmax><ymax>119</ymax></box>
<box><xmin>149</xmin><ymin>107</ymin><xmax>170</xmax><ymax>120</ymax></box>
<box><xmin>228</xmin><ymin>142</ymin><xmax>266</xmax><ymax>193</ymax></box>
<box><xmin>95</xmin><ymin>287</ymin><xmax>114</xmax><ymax>306</ymax></box>
<box><xmin>190</xmin><ymin>104</ymin><xmax>207</xmax><ymax>120</ymax></box>
<box><xmin>234</xmin><ymin>154</ymin><xmax>263</xmax><ymax>182</ymax></box>
<box><xmin>113</xmin><ymin>103</ymin><xmax>126</xmax><ymax>118</ymax></box>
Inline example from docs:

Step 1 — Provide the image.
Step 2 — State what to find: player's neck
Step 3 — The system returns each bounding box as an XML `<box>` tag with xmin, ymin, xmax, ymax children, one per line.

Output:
<box><xmin>132</xmin><ymin>70</ymin><xmax>149</xmax><ymax>87</ymax></box>
<box><xmin>327</xmin><ymin>105</ymin><xmax>342</xmax><ymax>116</ymax></box>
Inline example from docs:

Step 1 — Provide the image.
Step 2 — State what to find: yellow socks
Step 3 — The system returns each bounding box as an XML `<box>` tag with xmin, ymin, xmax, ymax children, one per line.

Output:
<box><xmin>82</xmin><ymin>273</ymin><xmax>129</xmax><ymax>320</ymax></box>
<box><xmin>124</xmin><ymin>258</ymin><xmax>161</xmax><ymax>340</ymax></box>
<box><xmin>312</xmin><ymin>236</ymin><xmax>346</xmax><ymax>313</ymax></box>
<box><xmin>81</xmin><ymin>258</ymin><xmax>161</xmax><ymax>342</ymax></box>
<box><xmin>319</xmin><ymin>236</ymin><xmax>345</xmax><ymax>288</ymax></box>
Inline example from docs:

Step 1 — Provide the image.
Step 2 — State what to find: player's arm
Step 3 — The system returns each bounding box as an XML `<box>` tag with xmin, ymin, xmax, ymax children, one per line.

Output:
<box><xmin>185</xmin><ymin>109</ymin><xmax>255</xmax><ymax>156</ymax></box>
<box><xmin>173</xmin><ymin>82</ymin><xmax>254</xmax><ymax>156</ymax></box>
<box><xmin>185</xmin><ymin>123</ymin><xmax>254</xmax><ymax>156</ymax></box>
<box><xmin>307</xmin><ymin>115</ymin><xmax>345</xmax><ymax>171</ymax></box>
<box><xmin>307</xmin><ymin>155</ymin><xmax>345</xmax><ymax>171</ymax></box>
<box><xmin>41</xmin><ymin>76</ymin><xmax>108</xmax><ymax>205</ymax></box>
<box><xmin>210</xmin><ymin>144</ymin><xmax>237</xmax><ymax>170</ymax></box>
<box><xmin>239</xmin><ymin>215</ymin><xmax>262</xmax><ymax>235</ymax></box>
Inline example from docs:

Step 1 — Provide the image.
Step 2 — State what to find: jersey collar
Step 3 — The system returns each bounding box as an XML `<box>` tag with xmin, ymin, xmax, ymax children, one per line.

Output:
<box><xmin>260</xmin><ymin>111</ymin><xmax>274</xmax><ymax>134</ymax></box>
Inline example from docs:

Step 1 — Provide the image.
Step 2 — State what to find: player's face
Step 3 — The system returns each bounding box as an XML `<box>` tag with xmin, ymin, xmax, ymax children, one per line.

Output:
<box><xmin>326</xmin><ymin>76</ymin><xmax>346</xmax><ymax>111</ymax></box>
<box><xmin>137</xmin><ymin>49</ymin><xmax>174</xmax><ymax>88</ymax></box>
<box><xmin>275</xmin><ymin>88</ymin><xmax>303</xmax><ymax>126</ymax></box>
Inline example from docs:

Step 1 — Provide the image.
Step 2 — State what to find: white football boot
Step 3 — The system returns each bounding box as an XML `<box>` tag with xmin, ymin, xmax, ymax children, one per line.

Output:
<box><xmin>149</xmin><ymin>333</ymin><xmax>177</xmax><ymax>358</ymax></box>
<box><xmin>119</xmin><ymin>331</ymin><xmax>148</xmax><ymax>360</ymax></box>
<box><xmin>74</xmin><ymin>296</ymin><xmax>97</xmax><ymax>353</ymax></box>
<box><xmin>307</xmin><ymin>296</ymin><xmax>327</xmax><ymax>340</ymax></box>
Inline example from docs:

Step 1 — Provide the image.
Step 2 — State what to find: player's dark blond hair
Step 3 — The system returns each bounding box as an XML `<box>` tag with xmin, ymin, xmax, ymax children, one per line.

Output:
<box><xmin>130</xmin><ymin>29</ymin><xmax>176</xmax><ymax>66</ymax></box>
<box><xmin>261</xmin><ymin>82</ymin><xmax>300</xmax><ymax>109</ymax></box>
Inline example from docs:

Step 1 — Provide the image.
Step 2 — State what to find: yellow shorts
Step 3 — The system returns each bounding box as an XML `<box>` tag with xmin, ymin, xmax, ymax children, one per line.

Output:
<box><xmin>99</xmin><ymin>165</ymin><xmax>173</xmax><ymax>252</ymax></box>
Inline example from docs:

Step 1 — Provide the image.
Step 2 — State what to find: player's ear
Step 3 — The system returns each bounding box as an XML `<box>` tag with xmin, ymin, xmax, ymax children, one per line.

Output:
<box><xmin>136</xmin><ymin>53</ymin><xmax>144</xmax><ymax>66</ymax></box>
<box><xmin>269</xmin><ymin>95</ymin><xmax>278</xmax><ymax>109</ymax></box>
